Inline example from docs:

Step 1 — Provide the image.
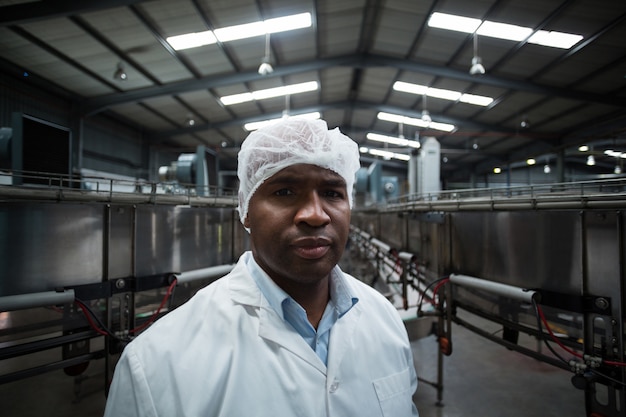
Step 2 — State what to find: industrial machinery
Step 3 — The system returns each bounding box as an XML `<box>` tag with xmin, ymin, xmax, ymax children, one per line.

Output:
<box><xmin>0</xmin><ymin>169</ymin><xmax>246</xmax><ymax>406</ymax></box>
<box><xmin>350</xmin><ymin>180</ymin><xmax>626</xmax><ymax>417</ymax></box>
<box><xmin>1</xmin><ymin>163</ymin><xmax>625</xmax><ymax>417</ymax></box>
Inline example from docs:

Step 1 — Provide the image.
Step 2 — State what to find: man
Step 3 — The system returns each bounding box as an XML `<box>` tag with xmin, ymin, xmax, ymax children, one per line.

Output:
<box><xmin>103</xmin><ymin>118</ymin><xmax>419</xmax><ymax>417</ymax></box>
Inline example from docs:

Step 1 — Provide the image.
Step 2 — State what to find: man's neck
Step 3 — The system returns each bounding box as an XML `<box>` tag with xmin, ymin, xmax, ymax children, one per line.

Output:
<box><xmin>278</xmin><ymin>276</ymin><xmax>330</xmax><ymax>329</ymax></box>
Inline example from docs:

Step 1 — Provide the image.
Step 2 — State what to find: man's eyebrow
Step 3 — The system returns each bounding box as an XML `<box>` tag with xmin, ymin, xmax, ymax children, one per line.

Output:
<box><xmin>323</xmin><ymin>178</ymin><xmax>347</xmax><ymax>187</ymax></box>
<box><xmin>265</xmin><ymin>175</ymin><xmax>346</xmax><ymax>187</ymax></box>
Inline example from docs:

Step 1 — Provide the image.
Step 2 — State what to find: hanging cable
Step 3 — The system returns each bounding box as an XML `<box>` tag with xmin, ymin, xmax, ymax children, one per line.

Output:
<box><xmin>74</xmin><ymin>278</ymin><xmax>178</xmax><ymax>341</ymax></box>
<box><xmin>534</xmin><ymin>300</ymin><xmax>626</xmax><ymax>369</ymax></box>
<box><xmin>75</xmin><ymin>298</ymin><xmax>124</xmax><ymax>341</ymax></box>
<box><xmin>130</xmin><ymin>278</ymin><xmax>178</xmax><ymax>335</ymax></box>
<box><xmin>532</xmin><ymin>299</ymin><xmax>572</xmax><ymax>365</ymax></box>
<box><xmin>417</xmin><ymin>276</ymin><xmax>450</xmax><ymax>315</ymax></box>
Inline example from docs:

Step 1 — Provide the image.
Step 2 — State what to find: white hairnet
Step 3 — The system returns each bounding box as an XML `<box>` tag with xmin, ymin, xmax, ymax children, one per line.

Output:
<box><xmin>237</xmin><ymin>117</ymin><xmax>360</xmax><ymax>225</ymax></box>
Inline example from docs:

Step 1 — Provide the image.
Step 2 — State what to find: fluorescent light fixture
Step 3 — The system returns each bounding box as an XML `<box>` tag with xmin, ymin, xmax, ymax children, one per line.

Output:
<box><xmin>377</xmin><ymin>112</ymin><xmax>456</xmax><ymax>132</ymax></box>
<box><xmin>214</xmin><ymin>13</ymin><xmax>311</xmax><ymax>42</ymax></box>
<box><xmin>528</xmin><ymin>30</ymin><xmax>583</xmax><ymax>49</ymax></box>
<box><xmin>220</xmin><ymin>81</ymin><xmax>318</xmax><ymax>105</ymax></box>
<box><xmin>477</xmin><ymin>21</ymin><xmax>533</xmax><ymax>42</ymax></box>
<box><xmin>167</xmin><ymin>31</ymin><xmax>217</xmax><ymax>50</ymax></box>
<box><xmin>393</xmin><ymin>81</ymin><xmax>428</xmax><ymax>95</ymax></box>
<box><xmin>244</xmin><ymin>112</ymin><xmax>320</xmax><ymax>131</ymax></box>
<box><xmin>214</xmin><ymin>21</ymin><xmax>266</xmax><ymax>43</ymax></box>
<box><xmin>428</xmin><ymin>12</ymin><xmax>481</xmax><ymax>33</ymax></box>
<box><xmin>426</xmin><ymin>86</ymin><xmax>462</xmax><ymax>101</ymax></box>
<box><xmin>265</xmin><ymin>13</ymin><xmax>312</xmax><ymax>33</ymax></box>
<box><xmin>604</xmin><ymin>150</ymin><xmax>626</xmax><ymax>159</ymax></box>
<box><xmin>167</xmin><ymin>12</ymin><xmax>311</xmax><ymax>50</ymax></box>
<box><xmin>428</xmin><ymin>12</ymin><xmax>582</xmax><ymax>49</ymax></box>
<box><xmin>366</xmin><ymin>132</ymin><xmax>421</xmax><ymax>148</ymax></box>
<box><xmin>363</xmin><ymin>148</ymin><xmax>411</xmax><ymax>161</ymax></box>
<box><xmin>460</xmin><ymin>93</ymin><xmax>493</xmax><ymax>106</ymax></box>
<box><xmin>393</xmin><ymin>81</ymin><xmax>493</xmax><ymax>106</ymax></box>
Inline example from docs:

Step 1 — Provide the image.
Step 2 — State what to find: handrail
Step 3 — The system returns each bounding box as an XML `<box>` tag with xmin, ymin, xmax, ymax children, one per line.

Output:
<box><xmin>0</xmin><ymin>170</ymin><xmax>238</xmax><ymax>207</ymax></box>
<box><xmin>379</xmin><ymin>178</ymin><xmax>626</xmax><ymax>212</ymax></box>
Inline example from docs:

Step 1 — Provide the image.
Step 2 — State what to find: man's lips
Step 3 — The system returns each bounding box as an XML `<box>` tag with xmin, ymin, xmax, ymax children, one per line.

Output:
<box><xmin>291</xmin><ymin>237</ymin><xmax>332</xmax><ymax>259</ymax></box>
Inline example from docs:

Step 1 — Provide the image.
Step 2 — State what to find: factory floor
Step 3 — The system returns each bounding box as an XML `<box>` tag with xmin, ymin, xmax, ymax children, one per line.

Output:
<box><xmin>1</xmin><ymin>310</ymin><xmax>585</xmax><ymax>417</ymax></box>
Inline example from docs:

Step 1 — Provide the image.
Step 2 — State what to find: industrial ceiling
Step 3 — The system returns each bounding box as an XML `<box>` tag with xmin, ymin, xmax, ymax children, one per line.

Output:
<box><xmin>1</xmin><ymin>0</ymin><xmax>625</xmax><ymax>183</ymax></box>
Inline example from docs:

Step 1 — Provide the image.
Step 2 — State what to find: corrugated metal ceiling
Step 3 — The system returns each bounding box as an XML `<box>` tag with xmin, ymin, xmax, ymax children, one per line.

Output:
<box><xmin>0</xmin><ymin>0</ymin><xmax>625</xmax><ymax>181</ymax></box>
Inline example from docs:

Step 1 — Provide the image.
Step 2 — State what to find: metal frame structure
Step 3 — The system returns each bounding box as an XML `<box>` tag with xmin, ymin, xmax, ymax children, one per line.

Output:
<box><xmin>351</xmin><ymin>178</ymin><xmax>626</xmax><ymax>417</ymax></box>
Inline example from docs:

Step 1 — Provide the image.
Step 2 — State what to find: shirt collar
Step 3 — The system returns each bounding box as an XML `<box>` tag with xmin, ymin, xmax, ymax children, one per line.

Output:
<box><xmin>245</xmin><ymin>254</ymin><xmax>358</xmax><ymax>319</ymax></box>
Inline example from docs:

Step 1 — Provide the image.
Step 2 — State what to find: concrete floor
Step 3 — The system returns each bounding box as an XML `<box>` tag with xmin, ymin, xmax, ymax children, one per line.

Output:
<box><xmin>0</xmin><ymin>310</ymin><xmax>586</xmax><ymax>417</ymax></box>
<box><xmin>413</xmin><ymin>315</ymin><xmax>586</xmax><ymax>417</ymax></box>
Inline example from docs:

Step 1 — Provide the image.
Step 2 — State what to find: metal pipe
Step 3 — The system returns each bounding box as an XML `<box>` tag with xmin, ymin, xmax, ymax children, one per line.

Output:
<box><xmin>449</xmin><ymin>273</ymin><xmax>539</xmax><ymax>304</ymax></box>
<box><xmin>0</xmin><ymin>289</ymin><xmax>75</xmax><ymax>312</ymax></box>
<box><xmin>174</xmin><ymin>264</ymin><xmax>235</xmax><ymax>285</ymax></box>
<box><xmin>370</xmin><ymin>238</ymin><xmax>391</xmax><ymax>253</ymax></box>
<box><xmin>398</xmin><ymin>251</ymin><xmax>416</xmax><ymax>262</ymax></box>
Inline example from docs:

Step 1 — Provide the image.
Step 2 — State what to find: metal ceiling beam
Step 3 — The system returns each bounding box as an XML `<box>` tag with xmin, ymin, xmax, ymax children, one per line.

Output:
<box><xmin>151</xmin><ymin>101</ymin><xmax>520</xmax><ymax>140</ymax></box>
<box><xmin>0</xmin><ymin>0</ymin><xmax>155</xmax><ymax>26</ymax></box>
<box><xmin>82</xmin><ymin>53</ymin><xmax>626</xmax><ymax>116</ymax></box>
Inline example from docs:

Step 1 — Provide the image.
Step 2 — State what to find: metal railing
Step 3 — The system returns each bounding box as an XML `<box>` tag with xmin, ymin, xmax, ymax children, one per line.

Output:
<box><xmin>0</xmin><ymin>169</ymin><xmax>238</xmax><ymax>207</ymax></box>
<box><xmin>383</xmin><ymin>178</ymin><xmax>626</xmax><ymax>212</ymax></box>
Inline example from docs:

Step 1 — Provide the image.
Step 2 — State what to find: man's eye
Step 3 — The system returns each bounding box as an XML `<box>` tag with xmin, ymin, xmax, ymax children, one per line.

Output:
<box><xmin>274</xmin><ymin>189</ymin><xmax>293</xmax><ymax>196</ymax></box>
<box><xmin>323</xmin><ymin>190</ymin><xmax>344</xmax><ymax>199</ymax></box>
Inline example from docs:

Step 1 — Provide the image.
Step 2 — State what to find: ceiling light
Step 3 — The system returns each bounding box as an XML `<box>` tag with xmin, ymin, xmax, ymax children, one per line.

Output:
<box><xmin>615</xmin><ymin>165</ymin><xmax>622</xmax><ymax>174</ymax></box>
<box><xmin>220</xmin><ymin>81</ymin><xmax>318</xmax><ymax>105</ymax></box>
<box><xmin>587</xmin><ymin>155</ymin><xmax>595</xmax><ymax>166</ymax></box>
<box><xmin>527</xmin><ymin>158</ymin><xmax>536</xmax><ymax>165</ymax></box>
<box><xmin>421</xmin><ymin>94</ymin><xmax>431</xmax><ymax>124</ymax></box>
<box><xmin>470</xmin><ymin>34</ymin><xmax>485</xmax><ymax>76</ymax></box>
<box><xmin>258</xmin><ymin>60</ymin><xmax>273</xmax><ymax>75</ymax></box>
<box><xmin>477</xmin><ymin>21</ymin><xmax>533</xmax><ymax>42</ymax></box>
<box><xmin>544</xmin><ymin>164</ymin><xmax>551</xmax><ymax>174</ymax></box>
<box><xmin>428</xmin><ymin>12</ymin><xmax>481</xmax><ymax>33</ymax></box>
<box><xmin>215</xmin><ymin>12</ymin><xmax>311</xmax><ymax>42</ymax></box>
<box><xmin>244</xmin><ymin>112</ymin><xmax>320</xmax><ymax>131</ymax></box>
<box><xmin>113</xmin><ymin>62</ymin><xmax>127</xmax><ymax>81</ymax></box>
<box><xmin>366</xmin><ymin>133</ymin><xmax>421</xmax><ymax>149</ymax></box>
<box><xmin>493</xmin><ymin>167</ymin><xmax>502</xmax><ymax>174</ymax></box>
<box><xmin>578</xmin><ymin>145</ymin><xmax>589</xmax><ymax>152</ymax></box>
<box><xmin>166</xmin><ymin>31</ymin><xmax>217</xmax><ymax>50</ymax></box>
<box><xmin>258</xmin><ymin>32</ymin><xmax>274</xmax><ymax>75</ymax></box>
<box><xmin>185</xmin><ymin>115</ymin><xmax>195</xmax><ymax>126</ymax></box>
<box><xmin>167</xmin><ymin>12</ymin><xmax>311</xmax><ymax>50</ymax></box>
<box><xmin>377</xmin><ymin>112</ymin><xmax>455</xmax><ymax>132</ymax></box>
<box><xmin>520</xmin><ymin>116</ymin><xmax>530</xmax><ymax>129</ymax></box>
<box><xmin>472</xmin><ymin>140</ymin><xmax>479</xmax><ymax>150</ymax></box>
<box><xmin>365</xmin><ymin>148</ymin><xmax>411</xmax><ymax>161</ymax></box>
<box><xmin>460</xmin><ymin>93</ymin><xmax>493</xmax><ymax>106</ymax></box>
<box><xmin>427</xmin><ymin>12</ymin><xmax>582</xmax><ymax>50</ymax></box>
<box><xmin>528</xmin><ymin>30</ymin><xmax>583</xmax><ymax>49</ymax></box>
<box><xmin>393</xmin><ymin>81</ymin><xmax>494</xmax><ymax>106</ymax></box>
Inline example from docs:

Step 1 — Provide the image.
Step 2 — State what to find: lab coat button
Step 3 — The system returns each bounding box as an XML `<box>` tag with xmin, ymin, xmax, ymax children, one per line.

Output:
<box><xmin>329</xmin><ymin>381</ymin><xmax>339</xmax><ymax>393</ymax></box>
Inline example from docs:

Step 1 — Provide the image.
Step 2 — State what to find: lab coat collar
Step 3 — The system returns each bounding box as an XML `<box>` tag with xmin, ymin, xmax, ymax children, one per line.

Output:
<box><xmin>228</xmin><ymin>252</ymin><xmax>363</xmax><ymax>375</ymax></box>
<box><xmin>228</xmin><ymin>253</ymin><xmax>327</xmax><ymax>374</ymax></box>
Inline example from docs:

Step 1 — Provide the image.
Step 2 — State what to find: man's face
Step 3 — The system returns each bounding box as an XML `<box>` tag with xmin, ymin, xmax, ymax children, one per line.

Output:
<box><xmin>244</xmin><ymin>164</ymin><xmax>351</xmax><ymax>289</ymax></box>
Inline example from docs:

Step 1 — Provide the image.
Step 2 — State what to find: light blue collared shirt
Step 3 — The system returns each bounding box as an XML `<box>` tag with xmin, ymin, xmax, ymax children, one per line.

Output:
<box><xmin>246</xmin><ymin>255</ymin><xmax>358</xmax><ymax>366</ymax></box>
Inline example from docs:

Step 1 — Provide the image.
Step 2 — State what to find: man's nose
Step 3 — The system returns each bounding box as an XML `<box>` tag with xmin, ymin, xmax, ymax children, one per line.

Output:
<box><xmin>294</xmin><ymin>192</ymin><xmax>331</xmax><ymax>226</ymax></box>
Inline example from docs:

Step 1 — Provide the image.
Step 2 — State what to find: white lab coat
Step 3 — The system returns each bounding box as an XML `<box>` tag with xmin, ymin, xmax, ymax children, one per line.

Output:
<box><xmin>104</xmin><ymin>252</ymin><xmax>419</xmax><ymax>417</ymax></box>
